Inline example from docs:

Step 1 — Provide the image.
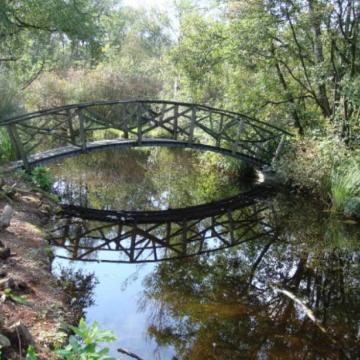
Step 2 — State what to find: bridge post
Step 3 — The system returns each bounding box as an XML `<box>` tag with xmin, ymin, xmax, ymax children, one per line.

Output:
<box><xmin>188</xmin><ymin>106</ymin><xmax>196</xmax><ymax>145</ymax></box>
<box><xmin>137</xmin><ymin>105</ymin><xmax>142</xmax><ymax>145</ymax></box>
<box><xmin>173</xmin><ymin>105</ymin><xmax>178</xmax><ymax>140</ymax></box>
<box><xmin>66</xmin><ymin>109</ymin><xmax>76</xmax><ymax>144</ymax></box>
<box><xmin>232</xmin><ymin>119</ymin><xmax>245</xmax><ymax>155</ymax></box>
<box><xmin>79</xmin><ymin>110</ymin><xmax>87</xmax><ymax>151</ymax></box>
<box><xmin>122</xmin><ymin>106</ymin><xmax>129</xmax><ymax>139</ymax></box>
<box><xmin>182</xmin><ymin>219</ymin><xmax>188</xmax><ymax>255</ymax></box>
<box><xmin>7</xmin><ymin>124</ymin><xmax>30</xmax><ymax>172</ymax></box>
<box><xmin>272</xmin><ymin>135</ymin><xmax>285</xmax><ymax>163</ymax></box>
<box><xmin>216</xmin><ymin>114</ymin><xmax>224</xmax><ymax>147</ymax></box>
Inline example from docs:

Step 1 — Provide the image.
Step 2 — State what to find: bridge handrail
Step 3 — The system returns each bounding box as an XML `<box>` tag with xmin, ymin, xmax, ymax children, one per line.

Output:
<box><xmin>0</xmin><ymin>99</ymin><xmax>293</xmax><ymax>136</ymax></box>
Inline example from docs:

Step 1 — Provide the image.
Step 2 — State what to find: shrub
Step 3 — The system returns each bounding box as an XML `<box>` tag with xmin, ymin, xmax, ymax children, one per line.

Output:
<box><xmin>274</xmin><ymin>134</ymin><xmax>350</xmax><ymax>202</ymax></box>
<box><xmin>31</xmin><ymin>166</ymin><xmax>54</xmax><ymax>191</ymax></box>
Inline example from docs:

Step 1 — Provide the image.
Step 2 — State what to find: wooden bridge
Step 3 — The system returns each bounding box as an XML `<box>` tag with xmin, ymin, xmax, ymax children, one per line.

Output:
<box><xmin>0</xmin><ymin>100</ymin><xmax>290</xmax><ymax>170</ymax></box>
<box><xmin>49</xmin><ymin>187</ymin><xmax>276</xmax><ymax>263</ymax></box>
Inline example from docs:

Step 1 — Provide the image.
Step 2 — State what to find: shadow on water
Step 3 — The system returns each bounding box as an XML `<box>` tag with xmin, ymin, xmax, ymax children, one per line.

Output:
<box><xmin>48</xmin><ymin>148</ymin><xmax>360</xmax><ymax>359</ymax></box>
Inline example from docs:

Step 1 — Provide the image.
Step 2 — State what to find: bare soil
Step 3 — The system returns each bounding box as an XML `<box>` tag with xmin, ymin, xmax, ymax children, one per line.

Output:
<box><xmin>0</xmin><ymin>178</ymin><xmax>72</xmax><ymax>360</ymax></box>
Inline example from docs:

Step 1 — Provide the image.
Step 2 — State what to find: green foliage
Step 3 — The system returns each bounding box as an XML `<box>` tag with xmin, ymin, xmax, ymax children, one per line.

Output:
<box><xmin>15</xmin><ymin>166</ymin><xmax>54</xmax><ymax>192</ymax></box>
<box><xmin>55</xmin><ymin>319</ymin><xmax>116</xmax><ymax>360</ymax></box>
<box><xmin>2</xmin><ymin>288</ymin><xmax>28</xmax><ymax>305</ymax></box>
<box><xmin>31</xmin><ymin>166</ymin><xmax>54</xmax><ymax>191</ymax></box>
<box><xmin>275</xmin><ymin>131</ymin><xmax>353</xmax><ymax>196</ymax></box>
<box><xmin>25</xmin><ymin>345</ymin><xmax>37</xmax><ymax>360</ymax></box>
<box><xmin>330</xmin><ymin>161</ymin><xmax>360</xmax><ymax>213</ymax></box>
<box><xmin>0</xmin><ymin>0</ymin><xmax>109</xmax><ymax>83</ymax></box>
<box><xmin>0</xmin><ymin>127</ymin><xmax>16</xmax><ymax>163</ymax></box>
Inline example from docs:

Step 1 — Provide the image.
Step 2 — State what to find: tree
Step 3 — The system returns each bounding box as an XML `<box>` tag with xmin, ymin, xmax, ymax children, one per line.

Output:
<box><xmin>173</xmin><ymin>0</ymin><xmax>360</xmax><ymax>138</ymax></box>
<box><xmin>0</xmin><ymin>0</ymin><xmax>110</xmax><ymax>85</ymax></box>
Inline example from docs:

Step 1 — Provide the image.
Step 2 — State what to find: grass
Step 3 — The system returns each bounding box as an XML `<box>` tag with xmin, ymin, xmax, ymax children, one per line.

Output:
<box><xmin>330</xmin><ymin>160</ymin><xmax>360</xmax><ymax>212</ymax></box>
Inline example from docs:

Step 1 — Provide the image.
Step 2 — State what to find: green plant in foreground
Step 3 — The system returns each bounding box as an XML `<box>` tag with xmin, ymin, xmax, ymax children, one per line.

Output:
<box><xmin>55</xmin><ymin>319</ymin><xmax>116</xmax><ymax>360</ymax></box>
<box><xmin>2</xmin><ymin>288</ymin><xmax>28</xmax><ymax>305</ymax></box>
<box><xmin>26</xmin><ymin>345</ymin><xmax>37</xmax><ymax>360</ymax></box>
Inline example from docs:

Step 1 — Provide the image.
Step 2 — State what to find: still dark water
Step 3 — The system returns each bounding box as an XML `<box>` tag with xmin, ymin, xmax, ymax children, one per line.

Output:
<box><xmin>48</xmin><ymin>148</ymin><xmax>360</xmax><ymax>360</ymax></box>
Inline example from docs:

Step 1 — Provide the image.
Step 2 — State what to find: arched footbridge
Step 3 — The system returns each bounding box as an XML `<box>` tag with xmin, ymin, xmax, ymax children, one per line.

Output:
<box><xmin>0</xmin><ymin>100</ymin><xmax>291</xmax><ymax>170</ymax></box>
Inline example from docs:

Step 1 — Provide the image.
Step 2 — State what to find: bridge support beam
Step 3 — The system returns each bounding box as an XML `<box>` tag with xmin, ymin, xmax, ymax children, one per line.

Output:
<box><xmin>7</xmin><ymin>124</ymin><xmax>30</xmax><ymax>172</ymax></box>
<box><xmin>79</xmin><ymin>111</ymin><xmax>87</xmax><ymax>152</ymax></box>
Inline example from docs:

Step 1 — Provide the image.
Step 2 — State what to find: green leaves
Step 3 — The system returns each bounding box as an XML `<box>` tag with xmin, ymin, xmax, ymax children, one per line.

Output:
<box><xmin>55</xmin><ymin>319</ymin><xmax>116</xmax><ymax>360</ymax></box>
<box><xmin>3</xmin><ymin>288</ymin><xmax>28</xmax><ymax>305</ymax></box>
<box><xmin>25</xmin><ymin>345</ymin><xmax>37</xmax><ymax>360</ymax></box>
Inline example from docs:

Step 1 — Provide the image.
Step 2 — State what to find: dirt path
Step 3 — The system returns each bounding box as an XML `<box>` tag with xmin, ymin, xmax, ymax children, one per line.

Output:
<box><xmin>0</xmin><ymin>178</ymin><xmax>72</xmax><ymax>360</ymax></box>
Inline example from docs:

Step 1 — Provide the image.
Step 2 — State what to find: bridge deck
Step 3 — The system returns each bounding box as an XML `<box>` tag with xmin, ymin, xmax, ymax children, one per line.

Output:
<box><xmin>7</xmin><ymin>138</ymin><xmax>269</xmax><ymax>171</ymax></box>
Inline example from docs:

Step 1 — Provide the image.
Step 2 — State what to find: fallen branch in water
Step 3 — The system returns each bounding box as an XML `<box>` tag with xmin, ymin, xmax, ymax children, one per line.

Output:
<box><xmin>270</xmin><ymin>284</ymin><xmax>351</xmax><ymax>360</ymax></box>
<box><xmin>117</xmin><ymin>347</ymin><xmax>144</xmax><ymax>360</ymax></box>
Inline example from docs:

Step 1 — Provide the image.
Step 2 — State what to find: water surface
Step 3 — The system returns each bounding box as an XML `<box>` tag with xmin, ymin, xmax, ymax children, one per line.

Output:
<box><xmin>50</xmin><ymin>148</ymin><xmax>360</xmax><ymax>359</ymax></box>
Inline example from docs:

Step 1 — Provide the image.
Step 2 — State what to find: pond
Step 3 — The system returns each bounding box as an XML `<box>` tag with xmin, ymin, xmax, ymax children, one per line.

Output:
<box><xmin>48</xmin><ymin>148</ymin><xmax>359</xmax><ymax>360</ymax></box>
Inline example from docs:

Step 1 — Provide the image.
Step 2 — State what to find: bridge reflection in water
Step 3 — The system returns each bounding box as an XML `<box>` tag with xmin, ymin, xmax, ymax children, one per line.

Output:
<box><xmin>49</xmin><ymin>188</ymin><xmax>276</xmax><ymax>263</ymax></box>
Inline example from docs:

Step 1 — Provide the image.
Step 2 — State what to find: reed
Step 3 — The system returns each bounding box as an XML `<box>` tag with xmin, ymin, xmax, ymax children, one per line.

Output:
<box><xmin>330</xmin><ymin>160</ymin><xmax>360</xmax><ymax>212</ymax></box>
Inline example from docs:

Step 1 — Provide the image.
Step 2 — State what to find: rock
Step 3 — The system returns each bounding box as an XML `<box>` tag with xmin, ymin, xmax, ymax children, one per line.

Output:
<box><xmin>0</xmin><ymin>248</ymin><xmax>11</xmax><ymax>260</ymax></box>
<box><xmin>0</xmin><ymin>277</ymin><xmax>15</xmax><ymax>290</ymax></box>
<box><xmin>344</xmin><ymin>197</ymin><xmax>360</xmax><ymax>219</ymax></box>
<box><xmin>0</xmin><ymin>333</ymin><xmax>11</xmax><ymax>349</ymax></box>
<box><xmin>0</xmin><ymin>205</ymin><xmax>14</xmax><ymax>230</ymax></box>
<box><xmin>2</xmin><ymin>184</ymin><xmax>16</xmax><ymax>198</ymax></box>
<box><xmin>6</xmin><ymin>321</ymin><xmax>35</xmax><ymax>349</ymax></box>
<box><xmin>0</xmin><ymin>313</ymin><xmax>5</xmax><ymax>327</ymax></box>
<box><xmin>0</xmin><ymin>240</ymin><xmax>4</xmax><ymax>247</ymax></box>
<box><xmin>21</xmin><ymin>195</ymin><xmax>41</xmax><ymax>207</ymax></box>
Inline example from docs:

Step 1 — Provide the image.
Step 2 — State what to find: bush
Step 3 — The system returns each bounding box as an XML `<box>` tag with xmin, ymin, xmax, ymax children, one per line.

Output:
<box><xmin>26</xmin><ymin>68</ymin><xmax>162</xmax><ymax>111</ymax></box>
<box><xmin>274</xmin><ymin>135</ymin><xmax>350</xmax><ymax>202</ymax></box>
<box><xmin>31</xmin><ymin>167</ymin><xmax>54</xmax><ymax>191</ymax></box>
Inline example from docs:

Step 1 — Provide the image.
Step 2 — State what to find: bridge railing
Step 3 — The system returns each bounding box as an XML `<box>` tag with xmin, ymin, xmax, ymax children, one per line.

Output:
<box><xmin>0</xmin><ymin>100</ymin><xmax>291</xmax><ymax>170</ymax></box>
<box><xmin>49</xmin><ymin>188</ymin><xmax>276</xmax><ymax>263</ymax></box>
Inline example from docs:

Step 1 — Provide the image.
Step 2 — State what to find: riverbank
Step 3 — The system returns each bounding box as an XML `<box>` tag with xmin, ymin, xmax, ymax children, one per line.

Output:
<box><xmin>0</xmin><ymin>177</ymin><xmax>71</xmax><ymax>360</ymax></box>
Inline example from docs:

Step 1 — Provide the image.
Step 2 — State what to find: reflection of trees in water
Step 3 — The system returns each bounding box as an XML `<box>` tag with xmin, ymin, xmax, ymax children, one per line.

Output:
<box><xmin>141</xmin><ymin>195</ymin><xmax>360</xmax><ymax>359</ymax></box>
<box><xmin>56</xmin><ymin>267</ymin><xmax>98</xmax><ymax>324</ymax></box>
<box><xmin>49</xmin><ymin>148</ymin><xmax>243</xmax><ymax>211</ymax></box>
